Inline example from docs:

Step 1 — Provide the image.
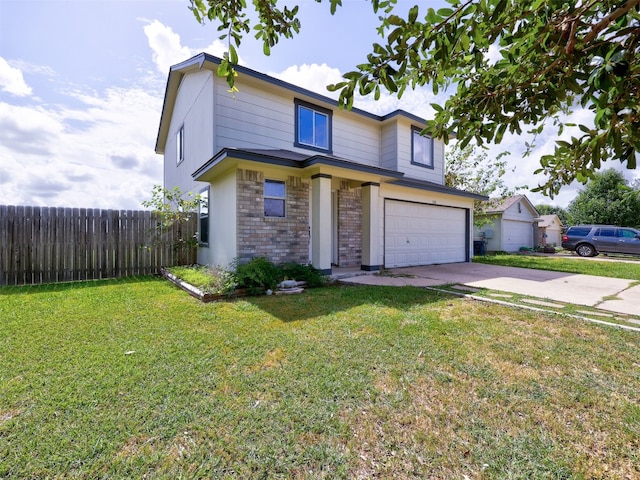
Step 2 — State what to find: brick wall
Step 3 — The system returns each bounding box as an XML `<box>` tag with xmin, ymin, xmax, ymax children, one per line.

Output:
<box><xmin>236</xmin><ymin>169</ymin><xmax>310</xmax><ymax>265</ymax></box>
<box><xmin>337</xmin><ymin>187</ymin><xmax>362</xmax><ymax>267</ymax></box>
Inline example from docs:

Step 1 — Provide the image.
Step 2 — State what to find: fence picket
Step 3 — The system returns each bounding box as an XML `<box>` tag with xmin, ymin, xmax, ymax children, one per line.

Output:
<box><xmin>0</xmin><ymin>205</ymin><xmax>197</xmax><ymax>286</ymax></box>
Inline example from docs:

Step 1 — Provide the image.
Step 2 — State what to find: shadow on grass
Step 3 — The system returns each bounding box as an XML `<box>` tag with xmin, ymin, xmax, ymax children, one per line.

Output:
<box><xmin>244</xmin><ymin>283</ymin><xmax>459</xmax><ymax>323</ymax></box>
<box><xmin>0</xmin><ymin>276</ymin><xmax>459</xmax><ymax>324</ymax></box>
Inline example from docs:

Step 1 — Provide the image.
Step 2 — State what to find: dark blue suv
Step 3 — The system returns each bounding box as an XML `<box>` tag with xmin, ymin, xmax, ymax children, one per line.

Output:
<box><xmin>562</xmin><ymin>225</ymin><xmax>640</xmax><ymax>257</ymax></box>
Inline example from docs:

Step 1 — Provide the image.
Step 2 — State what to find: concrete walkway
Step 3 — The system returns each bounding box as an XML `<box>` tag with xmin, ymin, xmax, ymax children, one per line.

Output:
<box><xmin>338</xmin><ymin>263</ymin><xmax>640</xmax><ymax>316</ymax></box>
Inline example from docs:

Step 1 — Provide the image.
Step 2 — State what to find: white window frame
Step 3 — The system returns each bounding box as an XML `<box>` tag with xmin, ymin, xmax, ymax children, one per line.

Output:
<box><xmin>294</xmin><ymin>99</ymin><xmax>332</xmax><ymax>153</ymax></box>
<box><xmin>176</xmin><ymin>125</ymin><xmax>184</xmax><ymax>165</ymax></box>
<box><xmin>264</xmin><ymin>179</ymin><xmax>286</xmax><ymax>218</ymax></box>
<box><xmin>411</xmin><ymin>126</ymin><xmax>434</xmax><ymax>169</ymax></box>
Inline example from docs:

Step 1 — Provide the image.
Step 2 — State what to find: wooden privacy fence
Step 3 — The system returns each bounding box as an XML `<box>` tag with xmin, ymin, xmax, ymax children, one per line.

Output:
<box><xmin>0</xmin><ymin>205</ymin><xmax>197</xmax><ymax>286</ymax></box>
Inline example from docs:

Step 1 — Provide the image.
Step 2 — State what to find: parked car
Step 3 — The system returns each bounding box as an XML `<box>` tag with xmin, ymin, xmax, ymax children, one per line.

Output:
<box><xmin>562</xmin><ymin>225</ymin><xmax>640</xmax><ymax>257</ymax></box>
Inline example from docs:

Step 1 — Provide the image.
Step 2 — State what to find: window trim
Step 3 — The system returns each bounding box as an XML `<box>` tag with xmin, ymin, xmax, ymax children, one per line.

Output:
<box><xmin>294</xmin><ymin>99</ymin><xmax>333</xmax><ymax>154</ymax></box>
<box><xmin>410</xmin><ymin>126</ymin><xmax>434</xmax><ymax>169</ymax></box>
<box><xmin>198</xmin><ymin>186</ymin><xmax>209</xmax><ymax>246</ymax></box>
<box><xmin>176</xmin><ymin>125</ymin><xmax>184</xmax><ymax>165</ymax></box>
<box><xmin>264</xmin><ymin>179</ymin><xmax>286</xmax><ymax>218</ymax></box>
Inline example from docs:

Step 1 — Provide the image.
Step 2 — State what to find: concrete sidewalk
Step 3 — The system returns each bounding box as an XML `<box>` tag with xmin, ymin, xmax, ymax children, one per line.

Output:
<box><xmin>338</xmin><ymin>262</ymin><xmax>639</xmax><ymax>316</ymax></box>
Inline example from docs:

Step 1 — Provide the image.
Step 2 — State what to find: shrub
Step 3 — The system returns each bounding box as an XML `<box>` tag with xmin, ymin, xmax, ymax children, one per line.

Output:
<box><xmin>204</xmin><ymin>265</ymin><xmax>238</xmax><ymax>296</ymax></box>
<box><xmin>278</xmin><ymin>262</ymin><xmax>326</xmax><ymax>287</ymax></box>
<box><xmin>235</xmin><ymin>257</ymin><xmax>281</xmax><ymax>294</ymax></box>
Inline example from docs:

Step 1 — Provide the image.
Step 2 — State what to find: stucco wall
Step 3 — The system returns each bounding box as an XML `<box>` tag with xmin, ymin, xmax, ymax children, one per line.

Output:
<box><xmin>164</xmin><ymin>69</ymin><xmax>214</xmax><ymax>197</ymax></box>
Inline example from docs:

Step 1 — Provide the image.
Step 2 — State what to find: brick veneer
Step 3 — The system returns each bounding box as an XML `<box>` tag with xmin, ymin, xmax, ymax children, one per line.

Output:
<box><xmin>236</xmin><ymin>169</ymin><xmax>310</xmax><ymax>265</ymax></box>
<box><xmin>337</xmin><ymin>187</ymin><xmax>362</xmax><ymax>267</ymax></box>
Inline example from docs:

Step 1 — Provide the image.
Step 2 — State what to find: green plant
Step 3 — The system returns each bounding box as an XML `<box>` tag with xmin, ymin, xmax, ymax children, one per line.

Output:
<box><xmin>1</xmin><ymin>278</ymin><xmax>639</xmax><ymax>478</ymax></box>
<box><xmin>205</xmin><ymin>265</ymin><xmax>238</xmax><ymax>296</ymax></box>
<box><xmin>141</xmin><ymin>185</ymin><xmax>201</xmax><ymax>265</ymax></box>
<box><xmin>474</xmin><ymin>254</ymin><xmax>640</xmax><ymax>280</ymax></box>
<box><xmin>168</xmin><ymin>265</ymin><xmax>238</xmax><ymax>296</ymax></box>
<box><xmin>235</xmin><ymin>257</ymin><xmax>281</xmax><ymax>294</ymax></box>
<box><xmin>278</xmin><ymin>262</ymin><xmax>326</xmax><ymax>287</ymax></box>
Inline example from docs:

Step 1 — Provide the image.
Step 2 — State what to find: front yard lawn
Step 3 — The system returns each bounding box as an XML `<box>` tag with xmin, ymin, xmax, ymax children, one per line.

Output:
<box><xmin>475</xmin><ymin>253</ymin><xmax>640</xmax><ymax>280</ymax></box>
<box><xmin>1</xmin><ymin>277</ymin><xmax>638</xmax><ymax>478</ymax></box>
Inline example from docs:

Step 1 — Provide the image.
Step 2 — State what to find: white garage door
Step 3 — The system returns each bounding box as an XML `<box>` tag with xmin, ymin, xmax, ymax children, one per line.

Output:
<box><xmin>385</xmin><ymin>200</ymin><xmax>468</xmax><ymax>268</ymax></box>
<box><xmin>502</xmin><ymin>220</ymin><xmax>533</xmax><ymax>252</ymax></box>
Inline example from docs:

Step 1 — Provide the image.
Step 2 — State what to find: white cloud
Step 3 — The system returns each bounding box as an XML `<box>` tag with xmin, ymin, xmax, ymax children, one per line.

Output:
<box><xmin>271</xmin><ymin>63</ymin><xmax>344</xmax><ymax>98</ymax></box>
<box><xmin>143</xmin><ymin>20</ymin><xmax>230</xmax><ymax>74</ymax></box>
<box><xmin>0</xmin><ymin>57</ymin><xmax>32</xmax><ymax>97</ymax></box>
<box><xmin>144</xmin><ymin>20</ymin><xmax>193</xmax><ymax>74</ymax></box>
<box><xmin>0</xmin><ymin>102</ymin><xmax>63</xmax><ymax>154</ymax></box>
<box><xmin>0</xmin><ymin>82</ymin><xmax>164</xmax><ymax>210</ymax></box>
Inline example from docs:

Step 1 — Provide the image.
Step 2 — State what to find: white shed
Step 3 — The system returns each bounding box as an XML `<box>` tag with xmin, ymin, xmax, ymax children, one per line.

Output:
<box><xmin>475</xmin><ymin>195</ymin><xmax>540</xmax><ymax>252</ymax></box>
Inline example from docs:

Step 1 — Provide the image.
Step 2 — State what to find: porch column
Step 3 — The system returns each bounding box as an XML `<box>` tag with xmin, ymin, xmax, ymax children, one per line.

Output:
<box><xmin>311</xmin><ymin>174</ymin><xmax>332</xmax><ymax>274</ymax></box>
<box><xmin>361</xmin><ymin>182</ymin><xmax>381</xmax><ymax>271</ymax></box>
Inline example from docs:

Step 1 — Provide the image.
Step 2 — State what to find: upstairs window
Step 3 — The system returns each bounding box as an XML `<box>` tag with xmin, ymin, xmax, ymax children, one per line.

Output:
<box><xmin>411</xmin><ymin>126</ymin><xmax>434</xmax><ymax>169</ymax></box>
<box><xmin>295</xmin><ymin>100</ymin><xmax>332</xmax><ymax>152</ymax></box>
<box><xmin>176</xmin><ymin>125</ymin><xmax>184</xmax><ymax>165</ymax></box>
<box><xmin>199</xmin><ymin>186</ymin><xmax>209</xmax><ymax>245</ymax></box>
<box><xmin>264</xmin><ymin>179</ymin><xmax>285</xmax><ymax>217</ymax></box>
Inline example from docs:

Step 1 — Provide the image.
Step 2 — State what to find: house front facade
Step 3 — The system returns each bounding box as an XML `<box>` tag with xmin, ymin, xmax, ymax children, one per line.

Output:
<box><xmin>156</xmin><ymin>53</ymin><xmax>486</xmax><ymax>274</ymax></box>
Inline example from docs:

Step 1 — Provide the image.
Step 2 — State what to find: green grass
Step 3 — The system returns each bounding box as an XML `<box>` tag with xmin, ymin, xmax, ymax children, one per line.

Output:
<box><xmin>432</xmin><ymin>284</ymin><xmax>640</xmax><ymax>328</ymax></box>
<box><xmin>474</xmin><ymin>253</ymin><xmax>640</xmax><ymax>280</ymax></box>
<box><xmin>1</xmin><ymin>277</ymin><xmax>639</xmax><ymax>478</ymax></box>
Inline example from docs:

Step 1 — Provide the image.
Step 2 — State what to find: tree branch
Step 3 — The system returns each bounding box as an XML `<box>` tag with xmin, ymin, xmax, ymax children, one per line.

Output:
<box><xmin>583</xmin><ymin>0</ymin><xmax>640</xmax><ymax>45</ymax></box>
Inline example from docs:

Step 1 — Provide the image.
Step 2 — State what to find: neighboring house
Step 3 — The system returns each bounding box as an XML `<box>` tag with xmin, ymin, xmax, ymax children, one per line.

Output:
<box><xmin>536</xmin><ymin>214</ymin><xmax>564</xmax><ymax>246</ymax></box>
<box><xmin>155</xmin><ymin>53</ymin><xmax>487</xmax><ymax>274</ymax></box>
<box><xmin>475</xmin><ymin>195</ymin><xmax>540</xmax><ymax>252</ymax></box>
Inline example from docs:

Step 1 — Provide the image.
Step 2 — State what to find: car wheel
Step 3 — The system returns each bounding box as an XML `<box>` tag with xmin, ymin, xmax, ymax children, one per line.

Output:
<box><xmin>576</xmin><ymin>243</ymin><xmax>596</xmax><ymax>257</ymax></box>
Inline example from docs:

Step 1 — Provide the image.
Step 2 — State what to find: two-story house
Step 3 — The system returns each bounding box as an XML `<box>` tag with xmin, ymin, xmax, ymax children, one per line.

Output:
<box><xmin>155</xmin><ymin>53</ymin><xmax>487</xmax><ymax>274</ymax></box>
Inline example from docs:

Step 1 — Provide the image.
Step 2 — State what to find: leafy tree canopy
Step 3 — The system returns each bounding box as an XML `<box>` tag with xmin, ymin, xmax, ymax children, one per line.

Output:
<box><xmin>189</xmin><ymin>0</ymin><xmax>640</xmax><ymax>197</ymax></box>
<box><xmin>565</xmin><ymin>169</ymin><xmax>640</xmax><ymax>227</ymax></box>
<box><xmin>534</xmin><ymin>204</ymin><xmax>569</xmax><ymax>226</ymax></box>
<box><xmin>444</xmin><ymin>143</ymin><xmax>525</xmax><ymax>226</ymax></box>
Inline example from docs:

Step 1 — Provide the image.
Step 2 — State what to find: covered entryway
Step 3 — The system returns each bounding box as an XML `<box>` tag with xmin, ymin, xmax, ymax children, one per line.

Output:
<box><xmin>384</xmin><ymin>199</ymin><xmax>468</xmax><ymax>268</ymax></box>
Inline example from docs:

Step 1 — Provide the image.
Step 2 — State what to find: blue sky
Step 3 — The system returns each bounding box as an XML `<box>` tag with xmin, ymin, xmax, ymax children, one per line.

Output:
<box><xmin>1</xmin><ymin>0</ymin><xmax>635</xmax><ymax>210</ymax></box>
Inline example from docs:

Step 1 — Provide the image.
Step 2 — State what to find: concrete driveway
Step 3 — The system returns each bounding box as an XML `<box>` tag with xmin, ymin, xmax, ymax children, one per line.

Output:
<box><xmin>338</xmin><ymin>262</ymin><xmax>640</xmax><ymax>316</ymax></box>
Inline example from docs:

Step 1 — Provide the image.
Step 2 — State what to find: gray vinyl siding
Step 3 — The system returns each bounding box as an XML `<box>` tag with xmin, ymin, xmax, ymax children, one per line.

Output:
<box><xmin>214</xmin><ymin>78</ymin><xmax>381</xmax><ymax>165</ymax></box>
<box><xmin>502</xmin><ymin>202</ymin><xmax>537</xmax><ymax>222</ymax></box>
<box><xmin>214</xmin><ymin>81</ymin><xmax>292</xmax><ymax>152</ymax></box>
<box><xmin>164</xmin><ymin>69</ymin><xmax>214</xmax><ymax>196</ymax></box>
<box><xmin>165</xmin><ymin>67</ymin><xmax>448</xmax><ymax>189</ymax></box>
<box><xmin>332</xmin><ymin>115</ymin><xmax>380</xmax><ymax>166</ymax></box>
<box><xmin>380</xmin><ymin>121</ymin><xmax>398</xmax><ymax>170</ymax></box>
<box><xmin>396</xmin><ymin>119</ymin><xmax>444</xmax><ymax>184</ymax></box>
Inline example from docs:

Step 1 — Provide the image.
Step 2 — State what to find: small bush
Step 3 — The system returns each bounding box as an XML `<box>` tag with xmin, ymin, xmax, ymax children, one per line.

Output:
<box><xmin>204</xmin><ymin>265</ymin><xmax>238</xmax><ymax>296</ymax></box>
<box><xmin>235</xmin><ymin>257</ymin><xmax>281</xmax><ymax>294</ymax></box>
<box><xmin>278</xmin><ymin>262</ymin><xmax>326</xmax><ymax>287</ymax></box>
<box><xmin>171</xmin><ymin>260</ymin><xmax>328</xmax><ymax>297</ymax></box>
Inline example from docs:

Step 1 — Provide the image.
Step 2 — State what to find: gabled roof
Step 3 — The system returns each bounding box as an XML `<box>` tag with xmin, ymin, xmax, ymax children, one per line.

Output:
<box><xmin>485</xmin><ymin>194</ymin><xmax>539</xmax><ymax>216</ymax></box>
<box><xmin>537</xmin><ymin>214</ymin><xmax>563</xmax><ymax>228</ymax></box>
<box><xmin>155</xmin><ymin>52</ymin><xmax>431</xmax><ymax>154</ymax></box>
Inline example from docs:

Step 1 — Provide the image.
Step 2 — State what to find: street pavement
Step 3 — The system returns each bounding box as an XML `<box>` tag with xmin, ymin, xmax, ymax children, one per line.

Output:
<box><xmin>338</xmin><ymin>262</ymin><xmax>639</xmax><ymax>317</ymax></box>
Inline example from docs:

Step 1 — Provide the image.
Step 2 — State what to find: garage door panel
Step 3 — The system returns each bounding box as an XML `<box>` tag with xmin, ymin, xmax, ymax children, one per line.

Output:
<box><xmin>502</xmin><ymin>220</ymin><xmax>533</xmax><ymax>252</ymax></box>
<box><xmin>385</xmin><ymin>200</ymin><xmax>467</xmax><ymax>268</ymax></box>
